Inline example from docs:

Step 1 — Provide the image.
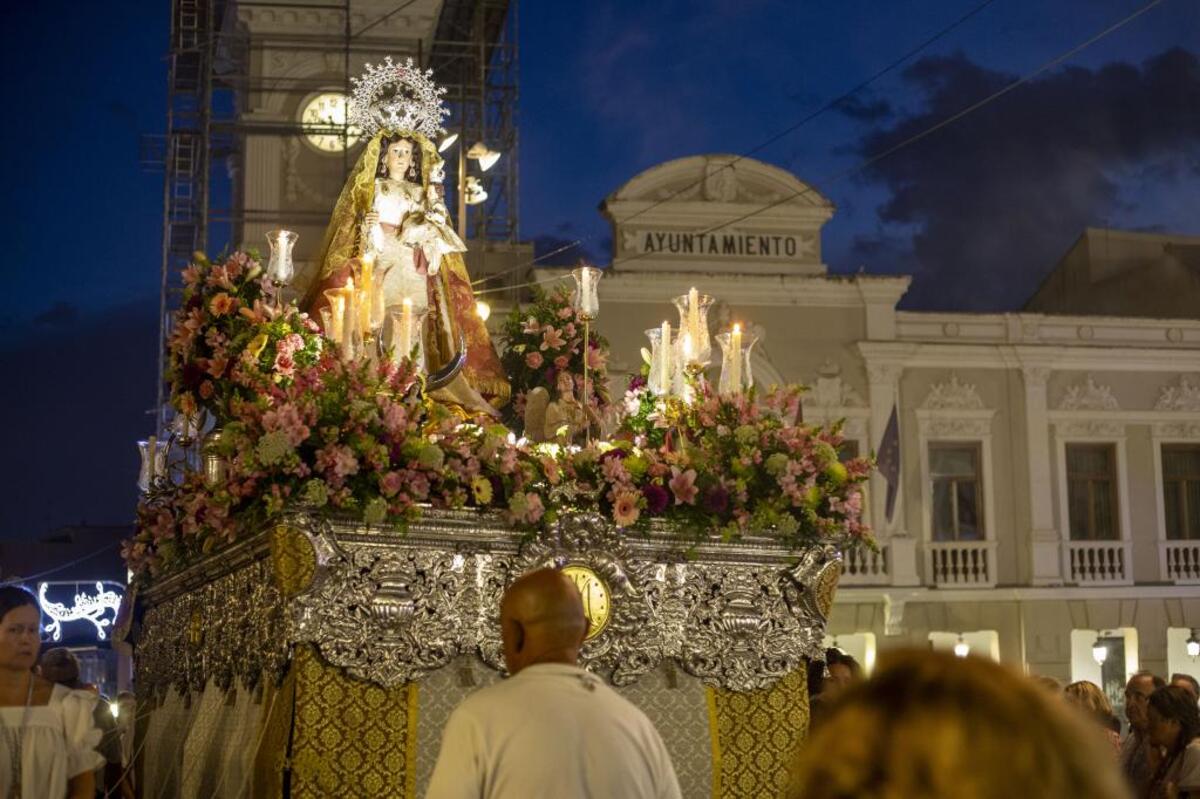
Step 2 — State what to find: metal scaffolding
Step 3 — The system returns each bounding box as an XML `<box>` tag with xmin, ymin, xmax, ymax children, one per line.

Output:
<box><xmin>146</xmin><ymin>0</ymin><xmax>520</xmax><ymax>427</ymax></box>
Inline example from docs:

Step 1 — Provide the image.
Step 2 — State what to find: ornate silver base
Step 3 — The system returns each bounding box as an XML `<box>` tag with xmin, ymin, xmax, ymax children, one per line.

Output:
<box><xmin>134</xmin><ymin>509</ymin><xmax>842</xmax><ymax>696</ymax></box>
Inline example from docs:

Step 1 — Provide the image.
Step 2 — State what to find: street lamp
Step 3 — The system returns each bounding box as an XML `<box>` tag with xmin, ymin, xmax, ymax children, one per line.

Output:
<box><xmin>1092</xmin><ymin>634</ymin><xmax>1109</xmax><ymax>666</ymax></box>
<box><xmin>444</xmin><ymin>137</ymin><xmax>503</xmax><ymax>240</ymax></box>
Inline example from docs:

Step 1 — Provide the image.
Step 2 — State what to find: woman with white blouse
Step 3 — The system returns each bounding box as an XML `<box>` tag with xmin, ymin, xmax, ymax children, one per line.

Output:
<box><xmin>0</xmin><ymin>585</ymin><xmax>103</xmax><ymax>798</ymax></box>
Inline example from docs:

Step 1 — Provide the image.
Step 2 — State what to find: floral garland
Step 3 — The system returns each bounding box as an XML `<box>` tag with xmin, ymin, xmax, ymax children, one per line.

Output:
<box><xmin>497</xmin><ymin>285</ymin><xmax>614</xmax><ymax>431</ymax></box>
<box><xmin>126</xmin><ymin>252</ymin><xmax>873</xmax><ymax>581</ymax></box>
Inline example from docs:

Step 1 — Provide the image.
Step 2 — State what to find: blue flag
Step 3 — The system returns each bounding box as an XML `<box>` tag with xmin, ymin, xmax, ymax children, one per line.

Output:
<box><xmin>876</xmin><ymin>405</ymin><xmax>900</xmax><ymax>522</ymax></box>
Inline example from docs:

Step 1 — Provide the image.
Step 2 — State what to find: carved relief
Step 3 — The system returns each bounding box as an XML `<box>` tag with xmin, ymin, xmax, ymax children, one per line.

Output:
<box><xmin>1156</xmin><ymin>376</ymin><xmax>1200</xmax><ymax>412</ymax></box>
<box><xmin>702</xmin><ymin>157</ymin><xmax>737</xmax><ymax>202</ymax></box>
<box><xmin>921</xmin><ymin>417</ymin><xmax>992</xmax><ymax>438</ymax></box>
<box><xmin>922</xmin><ymin>374</ymin><xmax>985</xmax><ymax>411</ymax></box>
<box><xmin>1055</xmin><ymin>420</ymin><xmax>1125</xmax><ymax>438</ymax></box>
<box><xmin>808</xmin><ymin>360</ymin><xmax>865</xmax><ymax>409</ymax></box>
<box><xmin>1058</xmin><ymin>375</ymin><xmax>1119</xmax><ymax>411</ymax></box>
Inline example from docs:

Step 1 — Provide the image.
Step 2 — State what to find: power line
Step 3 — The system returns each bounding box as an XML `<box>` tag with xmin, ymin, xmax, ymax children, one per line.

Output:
<box><xmin>477</xmin><ymin>0</ymin><xmax>1166</xmax><ymax>294</ymax></box>
<box><xmin>471</xmin><ymin>0</ymin><xmax>1000</xmax><ymax>288</ymax></box>
<box><xmin>1</xmin><ymin>542</ymin><xmax>121</xmax><ymax>587</ymax></box>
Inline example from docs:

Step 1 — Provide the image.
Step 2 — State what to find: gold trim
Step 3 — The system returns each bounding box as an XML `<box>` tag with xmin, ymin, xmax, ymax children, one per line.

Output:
<box><xmin>706</xmin><ymin>685</ymin><xmax>723</xmax><ymax>799</ymax></box>
<box><xmin>406</xmin><ymin>682</ymin><xmax>419</xmax><ymax>799</ymax></box>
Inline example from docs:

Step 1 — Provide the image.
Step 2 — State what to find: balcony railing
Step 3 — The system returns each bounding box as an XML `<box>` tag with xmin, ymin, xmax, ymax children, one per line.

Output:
<box><xmin>925</xmin><ymin>541</ymin><xmax>997</xmax><ymax>588</ymax></box>
<box><xmin>840</xmin><ymin>544</ymin><xmax>890</xmax><ymax>586</ymax></box>
<box><xmin>1161</xmin><ymin>540</ymin><xmax>1200</xmax><ymax>585</ymax></box>
<box><xmin>1064</xmin><ymin>541</ymin><xmax>1132</xmax><ymax>586</ymax></box>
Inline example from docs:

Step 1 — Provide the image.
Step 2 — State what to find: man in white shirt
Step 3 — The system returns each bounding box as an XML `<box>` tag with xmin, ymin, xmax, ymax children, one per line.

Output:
<box><xmin>426</xmin><ymin>567</ymin><xmax>682</xmax><ymax>799</ymax></box>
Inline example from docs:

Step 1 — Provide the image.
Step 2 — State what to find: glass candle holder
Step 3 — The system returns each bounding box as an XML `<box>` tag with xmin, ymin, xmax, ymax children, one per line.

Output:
<box><xmin>265</xmin><ymin>229</ymin><xmax>298</xmax><ymax>292</ymax></box>
<box><xmin>137</xmin><ymin>436</ymin><xmax>169</xmax><ymax>493</ymax></box>
<box><xmin>716</xmin><ymin>325</ymin><xmax>758</xmax><ymax>396</ymax></box>
<box><xmin>571</xmin><ymin>265</ymin><xmax>602</xmax><ymax>321</ymax></box>
<box><xmin>388</xmin><ymin>300</ymin><xmax>429</xmax><ymax>373</ymax></box>
<box><xmin>645</xmin><ymin>324</ymin><xmax>674</xmax><ymax>396</ymax></box>
<box><xmin>671</xmin><ymin>288</ymin><xmax>714</xmax><ymax>369</ymax></box>
<box><xmin>322</xmin><ymin>288</ymin><xmax>347</xmax><ymax>345</ymax></box>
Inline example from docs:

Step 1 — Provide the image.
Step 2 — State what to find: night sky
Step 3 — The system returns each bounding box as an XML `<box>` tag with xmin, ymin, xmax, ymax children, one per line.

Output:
<box><xmin>0</xmin><ymin>0</ymin><xmax>1197</xmax><ymax>539</ymax></box>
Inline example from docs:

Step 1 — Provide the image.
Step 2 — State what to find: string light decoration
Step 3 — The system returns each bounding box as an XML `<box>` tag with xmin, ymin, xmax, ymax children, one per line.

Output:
<box><xmin>38</xmin><ymin>581</ymin><xmax>123</xmax><ymax>642</ymax></box>
<box><xmin>349</xmin><ymin>56</ymin><xmax>449</xmax><ymax>139</ymax></box>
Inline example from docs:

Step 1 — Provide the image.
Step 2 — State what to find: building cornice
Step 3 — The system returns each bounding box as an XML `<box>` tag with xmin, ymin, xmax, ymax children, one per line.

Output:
<box><xmin>858</xmin><ymin>341</ymin><xmax>1200</xmax><ymax>372</ymax></box>
<box><xmin>564</xmin><ymin>269</ymin><xmax>911</xmax><ymax>308</ymax></box>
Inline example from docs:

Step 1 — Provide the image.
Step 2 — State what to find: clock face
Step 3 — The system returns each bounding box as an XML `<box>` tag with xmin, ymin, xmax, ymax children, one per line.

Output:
<box><xmin>561</xmin><ymin>564</ymin><xmax>612</xmax><ymax>641</ymax></box>
<box><xmin>300</xmin><ymin>92</ymin><xmax>362</xmax><ymax>153</ymax></box>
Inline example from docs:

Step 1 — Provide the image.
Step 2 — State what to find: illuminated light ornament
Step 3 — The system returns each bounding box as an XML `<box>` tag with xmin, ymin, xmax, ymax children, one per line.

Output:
<box><xmin>1186</xmin><ymin>630</ymin><xmax>1199</xmax><ymax>659</ymax></box>
<box><xmin>954</xmin><ymin>635</ymin><xmax>970</xmax><ymax>658</ymax></box>
<box><xmin>1092</xmin><ymin>641</ymin><xmax>1109</xmax><ymax>665</ymax></box>
<box><xmin>349</xmin><ymin>56</ymin><xmax>449</xmax><ymax>139</ymax></box>
<box><xmin>38</xmin><ymin>581</ymin><xmax>123</xmax><ymax>642</ymax></box>
<box><xmin>463</xmin><ymin>176</ymin><xmax>488</xmax><ymax>205</ymax></box>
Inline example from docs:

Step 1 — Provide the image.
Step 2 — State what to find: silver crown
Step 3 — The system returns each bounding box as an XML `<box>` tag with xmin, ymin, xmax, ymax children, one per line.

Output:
<box><xmin>349</xmin><ymin>56</ymin><xmax>449</xmax><ymax>139</ymax></box>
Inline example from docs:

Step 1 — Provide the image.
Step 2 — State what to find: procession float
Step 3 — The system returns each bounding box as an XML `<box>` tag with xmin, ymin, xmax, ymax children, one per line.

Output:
<box><xmin>121</xmin><ymin>58</ymin><xmax>873</xmax><ymax>799</ymax></box>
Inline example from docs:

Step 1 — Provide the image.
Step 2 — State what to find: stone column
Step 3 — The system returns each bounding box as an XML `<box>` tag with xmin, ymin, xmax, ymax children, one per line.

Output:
<box><xmin>1021</xmin><ymin>366</ymin><xmax>1063</xmax><ymax>585</ymax></box>
<box><xmin>867</xmin><ymin>362</ymin><xmax>919</xmax><ymax>586</ymax></box>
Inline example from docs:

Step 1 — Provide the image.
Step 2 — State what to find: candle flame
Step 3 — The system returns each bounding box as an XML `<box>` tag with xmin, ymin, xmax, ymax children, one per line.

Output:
<box><xmin>732</xmin><ymin>323</ymin><xmax>741</xmax><ymax>334</ymax></box>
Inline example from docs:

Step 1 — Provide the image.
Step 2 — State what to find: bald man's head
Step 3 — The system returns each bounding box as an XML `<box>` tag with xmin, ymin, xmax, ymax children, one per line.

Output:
<box><xmin>500</xmin><ymin>568</ymin><xmax>588</xmax><ymax>675</ymax></box>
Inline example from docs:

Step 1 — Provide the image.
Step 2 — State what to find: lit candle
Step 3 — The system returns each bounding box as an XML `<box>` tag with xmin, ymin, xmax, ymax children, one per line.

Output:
<box><xmin>359</xmin><ymin>255</ymin><xmax>375</xmax><ymax>334</ymax></box>
<box><xmin>688</xmin><ymin>286</ymin><xmax>700</xmax><ymax>346</ymax></box>
<box><xmin>398</xmin><ymin>297</ymin><xmax>414</xmax><ymax>361</ymax></box>
<box><xmin>729</xmin><ymin>323</ymin><xmax>743</xmax><ymax>393</ymax></box>
<box><xmin>325</xmin><ymin>293</ymin><xmax>345</xmax><ymax>345</ymax></box>
<box><xmin>342</xmin><ymin>278</ymin><xmax>357</xmax><ymax>357</ymax></box>
<box><xmin>681</xmin><ymin>330</ymin><xmax>694</xmax><ymax>363</ymax></box>
<box><xmin>658</xmin><ymin>320</ymin><xmax>672</xmax><ymax>393</ymax></box>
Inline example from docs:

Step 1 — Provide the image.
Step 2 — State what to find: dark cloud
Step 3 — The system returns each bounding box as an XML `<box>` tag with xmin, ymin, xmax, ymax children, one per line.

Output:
<box><xmin>849</xmin><ymin>48</ymin><xmax>1200</xmax><ymax>310</ymax></box>
<box><xmin>833</xmin><ymin>94</ymin><xmax>892</xmax><ymax>123</ymax></box>
<box><xmin>33</xmin><ymin>301</ymin><xmax>80</xmax><ymax>328</ymax></box>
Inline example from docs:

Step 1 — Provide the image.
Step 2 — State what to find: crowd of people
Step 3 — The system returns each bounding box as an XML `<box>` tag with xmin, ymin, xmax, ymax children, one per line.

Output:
<box><xmin>2</xmin><ymin>571</ymin><xmax>1199</xmax><ymax>798</ymax></box>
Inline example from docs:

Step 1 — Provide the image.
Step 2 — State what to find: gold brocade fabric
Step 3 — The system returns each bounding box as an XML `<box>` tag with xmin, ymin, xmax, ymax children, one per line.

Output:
<box><xmin>814</xmin><ymin>560</ymin><xmax>842</xmax><ymax>619</ymax></box>
<box><xmin>270</xmin><ymin>524</ymin><xmax>317</xmax><ymax>597</ymax></box>
<box><xmin>271</xmin><ymin>646</ymin><xmax>417</xmax><ymax>798</ymax></box>
<box><xmin>707</xmin><ymin>670</ymin><xmax>809</xmax><ymax>799</ymax></box>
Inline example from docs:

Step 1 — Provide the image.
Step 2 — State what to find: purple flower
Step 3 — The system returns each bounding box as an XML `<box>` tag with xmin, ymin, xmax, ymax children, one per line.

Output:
<box><xmin>702</xmin><ymin>485</ymin><xmax>730</xmax><ymax>515</ymax></box>
<box><xmin>642</xmin><ymin>484</ymin><xmax>669</xmax><ymax>514</ymax></box>
<box><xmin>628</xmin><ymin>374</ymin><xmax>647</xmax><ymax>391</ymax></box>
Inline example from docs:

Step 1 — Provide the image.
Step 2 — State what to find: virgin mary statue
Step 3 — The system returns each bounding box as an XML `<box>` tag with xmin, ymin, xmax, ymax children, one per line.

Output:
<box><xmin>302</xmin><ymin>59</ymin><xmax>509</xmax><ymax>416</ymax></box>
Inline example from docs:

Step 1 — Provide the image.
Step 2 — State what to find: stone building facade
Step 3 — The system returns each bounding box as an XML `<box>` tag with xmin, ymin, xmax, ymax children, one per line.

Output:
<box><xmin>533</xmin><ymin>154</ymin><xmax>1200</xmax><ymax>700</ymax></box>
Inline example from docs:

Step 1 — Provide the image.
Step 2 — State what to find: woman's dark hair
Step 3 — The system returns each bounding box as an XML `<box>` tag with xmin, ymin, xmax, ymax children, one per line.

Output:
<box><xmin>0</xmin><ymin>585</ymin><xmax>38</xmax><ymax>623</ymax></box>
<box><xmin>377</xmin><ymin>134</ymin><xmax>423</xmax><ymax>184</ymax></box>
<box><xmin>826</xmin><ymin>648</ymin><xmax>863</xmax><ymax>679</ymax></box>
<box><xmin>1147</xmin><ymin>685</ymin><xmax>1200</xmax><ymax>795</ymax></box>
<box><xmin>1150</xmin><ymin>685</ymin><xmax>1200</xmax><ymax>752</ymax></box>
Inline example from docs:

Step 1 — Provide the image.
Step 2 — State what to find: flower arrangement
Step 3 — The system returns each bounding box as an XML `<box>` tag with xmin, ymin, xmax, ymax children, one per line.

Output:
<box><xmin>498</xmin><ymin>285</ymin><xmax>614</xmax><ymax>432</ymax></box>
<box><xmin>167</xmin><ymin>251</ymin><xmax>323</xmax><ymax>425</ymax></box>
<box><xmin>128</xmin><ymin>252</ymin><xmax>873</xmax><ymax>581</ymax></box>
